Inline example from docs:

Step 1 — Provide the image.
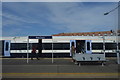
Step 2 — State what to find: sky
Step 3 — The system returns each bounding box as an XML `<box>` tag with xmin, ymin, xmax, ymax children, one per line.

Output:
<box><xmin>2</xmin><ymin>2</ymin><xmax>118</xmax><ymax>37</ymax></box>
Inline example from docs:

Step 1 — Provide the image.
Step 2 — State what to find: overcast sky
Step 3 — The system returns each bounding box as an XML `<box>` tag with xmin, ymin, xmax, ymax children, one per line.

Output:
<box><xmin>2</xmin><ymin>2</ymin><xmax>118</xmax><ymax>37</ymax></box>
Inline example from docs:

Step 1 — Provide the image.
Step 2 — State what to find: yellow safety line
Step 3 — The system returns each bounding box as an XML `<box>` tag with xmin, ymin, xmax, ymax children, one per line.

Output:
<box><xmin>1</xmin><ymin>73</ymin><xmax>119</xmax><ymax>75</ymax></box>
<box><xmin>2</xmin><ymin>73</ymin><xmax>119</xmax><ymax>77</ymax></box>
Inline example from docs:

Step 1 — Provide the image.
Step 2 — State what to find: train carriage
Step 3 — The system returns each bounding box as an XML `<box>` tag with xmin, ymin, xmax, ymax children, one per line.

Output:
<box><xmin>0</xmin><ymin>36</ymin><xmax>119</xmax><ymax>58</ymax></box>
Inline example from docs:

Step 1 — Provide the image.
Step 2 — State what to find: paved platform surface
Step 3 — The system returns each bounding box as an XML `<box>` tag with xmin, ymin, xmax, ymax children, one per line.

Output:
<box><xmin>1</xmin><ymin>58</ymin><xmax>120</xmax><ymax>79</ymax></box>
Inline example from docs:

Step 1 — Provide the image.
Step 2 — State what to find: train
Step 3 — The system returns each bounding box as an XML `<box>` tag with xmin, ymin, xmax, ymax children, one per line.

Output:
<box><xmin>0</xmin><ymin>36</ymin><xmax>119</xmax><ymax>58</ymax></box>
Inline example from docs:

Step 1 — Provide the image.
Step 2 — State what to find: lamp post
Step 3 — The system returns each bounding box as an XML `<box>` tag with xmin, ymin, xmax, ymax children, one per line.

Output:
<box><xmin>52</xmin><ymin>38</ymin><xmax>54</xmax><ymax>63</ymax></box>
<box><xmin>27</xmin><ymin>37</ymin><xmax>29</xmax><ymax>63</ymax></box>
<box><xmin>104</xmin><ymin>4</ymin><xmax>120</xmax><ymax>64</ymax></box>
<box><xmin>99</xmin><ymin>35</ymin><xmax>106</xmax><ymax>58</ymax></box>
<box><xmin>104</xmin><ymin>5</ymin><xmax>120</xmax><ymax>15</ymax></box>
<box><xmin>103</xmin><ymin>35</ymin><xmax>106</xmax><ymax>58</ymax></box>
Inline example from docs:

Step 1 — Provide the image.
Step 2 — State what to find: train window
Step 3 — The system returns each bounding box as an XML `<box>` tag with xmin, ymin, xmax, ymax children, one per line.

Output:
<box><xmin>53</xmin><ymin>43</ymin><xmax>62</xmax><ymax>50</ymax></box>
<box><xmin>92</xmin><ymin>43</ymin><xmax>103</xmax><ymax>50</ymax></box>
<box><xmin>42</xmin><ymin>43</ymin><xmax>52</xmax><ymax>50</ymax></box>
<box><xmin>105</xmin><ymin>43</ymin><xmax>117</xmax><ymax>50</ymax></box>
<box><xmin>92</xmin><ymin>43</ymin><xmax>118</xmax><ymax>50</ymax></box>
<box><xmin>10</xmin><ymin>42</ymin><xmax>120</xmax><ymax>50</ymax></box>
<box><xmin>5</xmin><ymin>42</ymin><xmax>9</xmax><ymax>51</ymax></box>
<box><xmin>53</xmin><ymin>43</ymin><xmax>70</xmax><ymax>50</ymax></box>
<box><xmin>31</xmin><ymin>43</ymin><xmax>39</xmax><ymax>49</ymax></box>
<box><xmin>11</xmin><ymin>43</ymin><xmax>27</xmax><ymax>50</ymax></box>
<box><xmin>72</xmin><ymin>42</ymin><xmax>74</xmax><ymax>46</ymax></box>
<box><xmin>40</xmin><ymin>43</ymin><xmax>70</xmax><ymax>50</ymax></box>
<box><xmin>62</xmin><ymin>43</ymin><xmax>70</xmax><ymax>50</ymax></box>
<box><xmin>87</xmin><ymin>42</ymin><xmax>90</xmax><ymax>50</ymax></box>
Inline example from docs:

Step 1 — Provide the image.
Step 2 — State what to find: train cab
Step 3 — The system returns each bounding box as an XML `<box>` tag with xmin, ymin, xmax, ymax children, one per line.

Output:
<box><xmin>0</xmin><ymin>40</ymin><xmax>11</xmax><ymax>57</ymax></box>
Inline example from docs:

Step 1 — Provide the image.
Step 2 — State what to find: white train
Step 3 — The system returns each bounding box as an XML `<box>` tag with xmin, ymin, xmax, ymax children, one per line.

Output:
<box><xmin>0</xmin><ymin>36</ymin><xmax>119</xmax><ymax>58</ymax></box>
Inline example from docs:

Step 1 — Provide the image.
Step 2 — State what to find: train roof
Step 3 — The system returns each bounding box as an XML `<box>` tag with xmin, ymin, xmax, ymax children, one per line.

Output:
<box><xmin>0</xmin><ymin>35</ymin><xmax>118</xmax><ymax>43</ymax></box>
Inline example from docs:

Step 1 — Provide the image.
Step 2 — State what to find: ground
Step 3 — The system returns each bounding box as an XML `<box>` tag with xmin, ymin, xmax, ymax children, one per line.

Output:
<box><xmin>1</xmin><ymin>57</ymin><xmax>120</xmax><ymax>79</ymax></box>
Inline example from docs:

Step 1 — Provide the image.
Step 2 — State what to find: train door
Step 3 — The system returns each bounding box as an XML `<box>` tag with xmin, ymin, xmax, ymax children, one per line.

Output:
<box><xmin>70</xmin><ymin>40</ymin><xmax>92</xmax><ymax>54</ymax></box>
<box><xmin>76</xmin><ymin>40</ymin><xmax>85</xmax><ymax>53</ymax></box>
<box><xmin>3</xmin><ymin>40</ymin><xmax>11</xmax><ymax>57</ymax></box>
<box><xmin>70</xmin><ymin>40</ymin><xmax>76</xmax><ymax>56</ymax></box>
<box><xmin>85</xmin><ymin>40</ymin><xmax>92</xmax><ymax>54</ymax></box>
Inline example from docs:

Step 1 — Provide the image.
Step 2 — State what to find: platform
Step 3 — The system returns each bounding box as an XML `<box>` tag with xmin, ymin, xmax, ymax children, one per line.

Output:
<box><xmin>1</xmin><ymin>58</ymin><xmax>120</xmax><ymax>79</ymax></box>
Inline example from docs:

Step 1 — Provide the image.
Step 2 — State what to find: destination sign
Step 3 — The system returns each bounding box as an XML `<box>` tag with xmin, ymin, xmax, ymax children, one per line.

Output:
<box><xmin>29</xmin><ymin>36</ymin><xmax>52</xmax><ymax>39</ymax></box>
